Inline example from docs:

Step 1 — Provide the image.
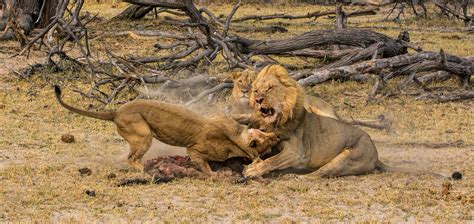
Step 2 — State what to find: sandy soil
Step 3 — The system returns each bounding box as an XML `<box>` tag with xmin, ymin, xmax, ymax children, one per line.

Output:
<box><xmin>0</xmin><ymin>74</ymin><xmax>472</xmax><ymax>222</ymax></box>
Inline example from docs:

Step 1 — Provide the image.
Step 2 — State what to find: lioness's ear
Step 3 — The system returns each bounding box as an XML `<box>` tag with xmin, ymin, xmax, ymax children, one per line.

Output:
<box><xmin>230</xmin><ymin>72</ymin><xmax>242</xmax><ymax>80</ymax></box>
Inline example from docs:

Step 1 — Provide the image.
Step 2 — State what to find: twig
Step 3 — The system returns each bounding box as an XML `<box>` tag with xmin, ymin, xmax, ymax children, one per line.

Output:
<box><xmin>185</xmin><ymin>82</ymin><xmax>233</xmax><ymax>105</ymax></box>
<box><xmin>223</xmin><ymin>0</ymin><xmax>241</xmax><ymax>37</ymax></box>
<box><xmin>366</xmin><ymin>76</ymin><xmax>383</xmax><ymax>104</ymax></box>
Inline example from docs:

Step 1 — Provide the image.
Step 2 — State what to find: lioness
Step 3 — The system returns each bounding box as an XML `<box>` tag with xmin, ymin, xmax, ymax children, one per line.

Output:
<box><xmin>243</xmin><ymin>65</ymin><xmax>389</xmax><ymax>178</ymax></box>
<box><xmin>54</xmin><ymin>86</ymin><xmax>278</xmax><ymax>175</ymax></box>
<box><xmin>229</xmin><ymin>69</ymin><xmax>339</xmax><ymax>121</ymax></box>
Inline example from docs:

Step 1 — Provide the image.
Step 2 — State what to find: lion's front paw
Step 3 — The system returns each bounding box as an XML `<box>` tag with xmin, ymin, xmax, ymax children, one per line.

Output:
<box><xmin>243</xmin><ymin>162</ymin><xmax>266</xmax><ymax>178</ymax></box>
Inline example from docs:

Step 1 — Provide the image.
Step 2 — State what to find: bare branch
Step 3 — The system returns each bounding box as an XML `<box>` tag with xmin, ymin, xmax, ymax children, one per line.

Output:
<box><xmin>185</xmin><ymin>81</ymin><xmax>233</xmax><ymax>105</ymax></box>
<box><xmin>232</xmin><ymin>7</ymin><xmax>377</xmax><ymax>23</ymax></box>
<box><xmin>223</xmin><ymin>0</ymin><xmax>241</xmax><ymax>37</ymax></box>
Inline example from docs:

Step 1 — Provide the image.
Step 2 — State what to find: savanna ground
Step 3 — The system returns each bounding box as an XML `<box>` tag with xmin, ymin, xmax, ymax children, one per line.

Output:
<box><xmin>0</xmin><ymin>2</ymin><xmax>473</xmax><ymax>222</ymax></box>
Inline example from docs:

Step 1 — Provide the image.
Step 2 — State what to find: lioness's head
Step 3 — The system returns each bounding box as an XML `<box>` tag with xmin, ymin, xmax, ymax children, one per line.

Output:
<box><xmin>230</xmin><ymin>69</ymin><xmax>258</xmax><ymax>105</ymax></box>
<box><xmin>246</xmin><ymin>129</ymin><xmax>279</xmax><ymax>155</ymax></box>
<box><xmin>250</xmin><ymin>64</ymin><xmax>304</xmax><ymax>131</ymax></box>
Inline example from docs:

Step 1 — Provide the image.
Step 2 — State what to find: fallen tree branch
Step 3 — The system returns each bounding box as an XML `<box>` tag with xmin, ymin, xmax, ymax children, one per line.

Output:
<box><xmin>387</xmin><ymin>140</ymin><xmax>466</xmax><ymax>149</ymax></box>
<box><xmin>298</xmin><ymin>50</ymin><xmax>473</xmax><ymax>87</ymax></box>
<box><xmin>122</xmin><ymin>0</ymin><xmax>187</xmax><ymax>10</ymax></box>
<box><xmin>415</xmin><ymin>91</ymin><xmax>474</xmax><ymax>102</ymax></box>
<box><xmin>278</xmin><ymin>47</ymin><xmax>362</xmax><ymax>60</ymax></box>
<box><xmin>112</xmin><ymin>5</ymin><xmax>154</xmax><ymax>20</ymax></box>
<box><xmin>231</xmin><ymin>7</ymin><xmax>377</xmax><ymax>23</ymax></box>
<box><xmin>238</xmin><ymin>29</ymin><xmax>405</xmax><ymax>58</ymax></box>
<box><xmin>162</xmin><ymin>16</ymin><xmax>288</xmax><ymax>34</ymax></box>
<box><xmin>417</xmin><ymin>71</ymin><xmax>452</xmax><ymax>84</ymax></box>
<box><xmin>113</xmin><ymin>30</ymin><xmax>193</xmax><ymax>40</ymax></box>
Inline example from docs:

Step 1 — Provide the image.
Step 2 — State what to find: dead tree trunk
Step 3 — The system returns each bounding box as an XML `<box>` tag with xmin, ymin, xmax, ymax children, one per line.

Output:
<box><xmin>237</xmin><ymin>29</ymin><xmax>406</xmax><ymax>58</ymax></box>
<box><xmin>112</xmin><ymin>5</ymin><xmax>154</xmax><ymax>20</ymax></box>
<box><xmin>0</xmin><ymin>0</ymin><xmax>59</xmax><ymax>40</ymax></box>
<box><xmin>6</xmin><ymin>0</ymin><xmax>58</xmax><ymax>28</ymax></box>
<box><xmin>1</xmin><ymin>0</ymin><xmax>35</xmax><ymax>40</ymax></box>
<box><xmin>14</xmin><ymin>0</ymin><xmax>39</xmax><ymax>16</ymax></box>
<box><xmin>37</xmin><ymin>0</ymin><xmax>59</xmax><ymax>28</ymax></box>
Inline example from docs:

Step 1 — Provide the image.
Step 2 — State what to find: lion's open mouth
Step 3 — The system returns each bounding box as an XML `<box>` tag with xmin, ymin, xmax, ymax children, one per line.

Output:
<box><xmin>260</xmin><ymin>107</ymin><xmax>275</xmax><ymax>117</ymax></box>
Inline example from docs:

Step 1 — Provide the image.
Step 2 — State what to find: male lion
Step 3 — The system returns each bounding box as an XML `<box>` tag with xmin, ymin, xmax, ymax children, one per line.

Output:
<box><xmin>243</xmin><ymin>65</ymin><xmax>391</xmax><ymax>178</ymax></box>
<box><xmin>54</xmin><ymin>86</ymin><xmax>278</xmax><ymax>175</ymax></box>
<box><xmin>229</xmin><ymin>69</ymin><xmax>339</xmax><ymax>121</ymax></box>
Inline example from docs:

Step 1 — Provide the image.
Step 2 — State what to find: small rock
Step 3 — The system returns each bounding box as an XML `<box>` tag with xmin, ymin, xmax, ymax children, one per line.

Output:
<box><xmin>451</xmin><ymin>171</ymin><xmax>462</xmax><ymax>180</ymax></box>
<box><xmin>377</xmin><ymin>114</ymin><xmax>385</xmax><ymax>120</ymax></box>
<box><xmin>85</xmin><ymin>190</ymin><xmax>96</xmax><ymax>197</ymax></box>
<box><xmin>78</xmin><ymin>167</ymin><xmax>92</xmax><ymax>177</ymax></box>
<box><xmin>106</xmin><ymin>173</ymin><xmax>117</xmax><ymax>179</ymax></box>
<box><xmin>61</xmin><ymin>134</ymin><xmax>75</xmax><ymax>143</ymax></box>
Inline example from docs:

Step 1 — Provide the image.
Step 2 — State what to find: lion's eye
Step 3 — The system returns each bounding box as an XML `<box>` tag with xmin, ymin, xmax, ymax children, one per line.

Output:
<box><xmin>267</xmin><ymin>86</ymin><xmax>273</xmax><ymax>92</ymax></box>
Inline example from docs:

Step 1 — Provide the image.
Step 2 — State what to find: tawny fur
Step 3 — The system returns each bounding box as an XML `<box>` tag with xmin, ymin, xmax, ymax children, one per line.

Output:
<box><xmin>229</xmin><ymin>69</ymin><xmax>257</xmax><ymax>115</ymax></box>
<box><xmin>229</xmin><ymin>69</ymin><xmax>340</xmax><ymax>123</ymax></box>
<box><xmin>243</xmin><ymin>64</ymin><xmax>385</xmax><ymax>178</ymax></box>
<box><xmin>54</xmin><ymin>86</ymin><xmax>278</xmax><ymax>175</ymax></box>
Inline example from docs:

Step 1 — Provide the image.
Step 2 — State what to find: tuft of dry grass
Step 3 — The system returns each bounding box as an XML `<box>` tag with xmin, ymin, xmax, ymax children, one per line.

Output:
<box><xmin>0</xmin><ymin>3</ymin><xmax>473</xmax><ymax>223</ymax></box>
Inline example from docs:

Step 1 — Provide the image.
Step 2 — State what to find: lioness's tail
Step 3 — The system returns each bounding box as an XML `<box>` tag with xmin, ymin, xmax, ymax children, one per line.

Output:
<box><xmin>54</xmin><ymin>85</ymin><xmax>115</xmax><ymax>121</ymax></box>
<box><xmin>375</xmin><ymin>160</ymin><xmax>452</xmax><ymax>179</ymax></box>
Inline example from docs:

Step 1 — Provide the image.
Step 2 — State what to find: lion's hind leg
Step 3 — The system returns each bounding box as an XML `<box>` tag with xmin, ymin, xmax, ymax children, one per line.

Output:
<box><xmin>307</xmin><ymin>136</ymin><xmax>378</xmax><ymax>178</ymax></box>
<box><xmin>116</xmin><ymin>115</ymin><xmax>153</xmax><ymax>171</ymax></box>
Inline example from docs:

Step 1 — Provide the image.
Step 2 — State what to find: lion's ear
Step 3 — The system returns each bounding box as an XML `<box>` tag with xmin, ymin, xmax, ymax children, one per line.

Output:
<box><xmin>230</xmin><ymin>72</ymin><xmax>242</xmax><ymax>80</ymax></box>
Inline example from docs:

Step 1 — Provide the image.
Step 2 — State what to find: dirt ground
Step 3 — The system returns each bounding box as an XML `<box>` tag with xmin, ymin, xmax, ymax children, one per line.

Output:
<box><xmin>0</xmin><ymin>2</ymin><xmax>473</xmax><ymax>222</ymax></box>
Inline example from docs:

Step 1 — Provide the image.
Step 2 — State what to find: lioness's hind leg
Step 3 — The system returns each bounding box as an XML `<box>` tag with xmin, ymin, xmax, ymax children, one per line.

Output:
<box><xmin>116</xmin><ymin>116</ymin><xmax>153</xmax><ymax>171</ymax></box>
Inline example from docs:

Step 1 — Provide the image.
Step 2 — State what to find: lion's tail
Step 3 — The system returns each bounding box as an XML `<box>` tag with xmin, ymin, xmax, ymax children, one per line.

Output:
<box><xmin>54</xmin><ymin>85</ymin><xmax>115</xmax><ymax>121</ymax></box>
<box><xmin>375</xmin><ymin>160</ymin><xmax>449</xmax><ymax>179</ymax></box>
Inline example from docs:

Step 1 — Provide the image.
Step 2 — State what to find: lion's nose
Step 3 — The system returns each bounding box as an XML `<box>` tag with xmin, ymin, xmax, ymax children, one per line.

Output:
<box><xmin>255</xmin><ymin>96</ymin><xmax>264</xmax><ymax>104</ymax></box>
<box><xmin>241</xmin><ymin>88</ymin><xmax>249</xmax><ymax>93</ymax></box>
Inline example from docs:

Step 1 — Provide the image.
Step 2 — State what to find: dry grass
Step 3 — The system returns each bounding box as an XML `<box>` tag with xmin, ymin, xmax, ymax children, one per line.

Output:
<box><xmin>0</xmin><ymin>3</ymin><xmax>473</xmax><ymax>222</ymax></box>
